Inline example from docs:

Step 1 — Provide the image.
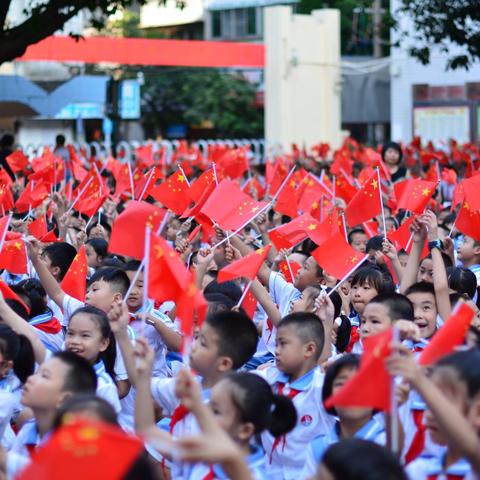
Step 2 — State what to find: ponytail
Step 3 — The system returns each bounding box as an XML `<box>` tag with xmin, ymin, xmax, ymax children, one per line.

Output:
<box><xmin>0</xmin><ymin>325</ymin><xmax>35</xmax><ymax>383</ymax></box>
<box><xmin>224</xmin><ymin>372</ymin><xmax>297</xmax><ymax>439</ymax></box>
<box><xmin>267</xmin><ymin>394</ymin><xmax>297</xmax><ymax>437</ymax></box>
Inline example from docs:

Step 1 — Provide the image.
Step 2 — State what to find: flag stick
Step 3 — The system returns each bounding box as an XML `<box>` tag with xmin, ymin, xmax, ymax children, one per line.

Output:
<box><xmin>178</xmin><ymin>166</ymin><xmax>191</xmax><ymax>187</ymax></box>
<box><xmin>65</xmin><ymin>177</ymin><xmax>94</xmax><ymax>215</ymax></box>
<box><xmin>124</xmin><ymin>258</ymin><xmax>145</xmax><ymax>301</ymax></box>
<box><xmin>327</xmin><ymin>256</ymin><xmax>369</xmax><ymax>297</ymax></box>
<box><xmin>53</xmin><ymin>155</ymin><xmax>57</xmax><ymax>193</ymax></box>
<box><xmin>341</xmin><ymin>213</ymin><xmax>348</xmax><ymax>242</ymax></box>
<box><xmin>85</xmin><ymin>215</ymin><xmax>95</xmax><ymax>232</ymax></box>
<box><xmin>447</xmin><ymin>218</ymin><xmax>457</xmax><ymax>238</ymax></box>
<box><xmin>141</xmin><ymin>227</ymin><xmax>151</xmax><ymax>335</ymax></box>
<box><xmin>127</xmin><ymin>162</ymin><xmax>135</xmax><ymax>200</ymax></box>
<box><xmin>235</xmin><ymin>279</ymin><xmax>253</xmax><ymax>309</ymax></box>
<box><xmin>212</xmin><ymin>162</ymin><xmax>219</xmax><ymax>187</ymax></box>
<box><xmin>390</xmin><ymin>326</ymin><xmax>400</xmax><ymax>454</ymax></box>
<box><xmin>156</xmin><ymin>212</ymin><xmax>171</xmax><ymax>236</ymax></box>
<box><xmin>271</xmin><ymin>166</ymin><xmax>296</xmax><ymax>204</ymax></box>
<box><xmin>319</xmin><ymin>195</ymin><xmax>325</xmax><ymax>223</ymax></box>
<box><xmin>138</xmin><ymin>168</ymin><xmax>156</xmax><ymax>201</ymax></box>
<box><xmin>0</xmin><ymin>214</ymin><xmax>12</xmax><ymax>252</ymax></box>
<box><xmin>332</xmin><ymin>175</ymin><xmax>336</xmax><ymax>206</ymax></box>
<box><xmin>377</xmin><ymin>168</ymin><xmax>388</xmax><ymax>239</ymax></box>
<box><xmin>284</xmin><ymin>254</ymin><xmax>295</xmax><ymax>282</ymax></box>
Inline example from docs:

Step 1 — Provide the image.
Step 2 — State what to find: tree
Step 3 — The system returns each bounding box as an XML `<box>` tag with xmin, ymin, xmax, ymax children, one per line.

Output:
<box><xmin>395</xmin><ymin>1</ymin><xmax>480</xmax><ymax>70</ymax></box>
<box><xmin>0</xmin><ymin>0</ymin><xmax>178</xmax><ymax>66</ymax></box>
<box><xmin>140</xmin><ymin>68</ymin><xmax>263</xmax><ymax>138</ymax></box>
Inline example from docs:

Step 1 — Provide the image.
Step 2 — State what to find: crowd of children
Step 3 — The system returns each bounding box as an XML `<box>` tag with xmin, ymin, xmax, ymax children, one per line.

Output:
<box><xmin>0</xmin><ymin>138</ymin><xmax>478</xmax><ymax>480</ymax></box>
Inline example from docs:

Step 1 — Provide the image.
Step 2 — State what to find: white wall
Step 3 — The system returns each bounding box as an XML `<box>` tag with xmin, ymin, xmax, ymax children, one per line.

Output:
<box><xmin>390</xmin><ymin>0</ymin><xmax>480</xmax><ymax>143</ymax></box>
<box><xmin>17</xmin><ymin>120</ymin><xmax>73</xmax><ymax>150</ymax></box>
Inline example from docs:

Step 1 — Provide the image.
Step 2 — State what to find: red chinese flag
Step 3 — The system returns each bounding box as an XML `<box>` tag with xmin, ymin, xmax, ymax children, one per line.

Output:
<box><xmin>175</xmin><ymin>275</ymin><xmax>208</xmax><ymax>336</ymax></box>
<box><xmin>15</xmin><ymin>181</ymin><xmax>49</xmax><ymax>213</ymax></box>
<box><xmin>274</xmin><ymin>178</ymin><xmax>299</xmax><ymax>218</ymax></box>
<box><xmin>28</xmin><ymin>216</ymin><xmax>48</xmax><ymax>240</ymax></box>
<box><xmin>241</xmin><ymin>286</ymin><xmax>257</xmax><ymax>319</ymax></box>
<box><xmin>387</xmin><ymin>216</ymin><xmax>415</xmax><ymax>252</ymax></box>
<box><xmin>324</xmin><ymin>329</ymin><xmax>393</xmax><ymax>412</ymax></box>
<box><xmin>218</xmin><ymin>246</ymin><xmax>271</xmax><ymax>283</ymax></box>
<box><xmin>279</xmin><ymin>260</ymin><xmax>302</xmax><ymax>283</ymax></box>
<box><xmin>312</xmin><ymin>232</ymin><xmax>367</xmax><ymax>280</ymax></box>
<box><xmin>109</xmin><ymin>201</ymin><xmax>166</xmax><ymax>260</ymax></box>
<box><xmin>344</xmin><ymin>172</ymin><xmax>382</xmax><ymax>227</ymax></box>
<box><xmin>61</xmin><ymin>246</ymin><xmax>87</xmax><ymax>301</ymax></box>
<box><xmin>306</xmin><ymin>211</ymin><xmax>339</xmax><ymax>246</ymax></box>
<box><xmin>395</xmin><ymin>179</ymin><xmax>436</xmax><ymax>214</ymax></box>
<box><xmin>188</xmin><ymin>169</ymin><xmax>218</xmax><ymax>203</ymax></box>
<box><xmin>112</xmin><ymin>163</ymin><xmax>132</xmax><ymax>198</ymax></box>
<box><xmin>18</xmin><ymin>418</ymin><xmax>143</xmax><ymax>480</ymax></box>
<box><xmin>217</xmin><ymin>147</ymin><xmax>249</xmax><ymax>179</ymax></box>
<box><xmin>134</xmin><ymin>167</ymin><xmax>163</xmax><ymax>201</ymax></box>
<box><xmin>266</xmin><ymin>160</ymin><xmax>288</xmax><ymax>196</ymax></box>
<box><xmin>419</xmin><ymin>303</ymin><xmax>475</xmax><ymax>366</ymax></box>
<box><xmin>0</xmin><ymin>239</ymin><xmax>27</xmax><ymax>274</ymax></box>
<box><xmin>0</xmin><ymin>184</ymin><xmax>14</xmax><ymax>213</ymax></box>
<box><xmin>243</xmin><ymin>176</ymin><xmax>266</xmax><ymax>201</ymax></box>
<box><xmin>201</xmin><ymin>180</ymin><xmax>268</xmax><ymax>231</ymax></box>
<box><xmin>462</xmin><ymin>175</ymin><xmax>480</xmax><ymax>212</ymax></box>
<box><xmin>150</xmin><ymin>171</ymin><xmax>191</xmax><ymax>215</ymax></box>
<box><xmin>268</xmin><ymin>213</ymin><xmax>318</xmax><ymax>250</ymax></box>
<box><xmin>75</xmin><ymin>192</ymin><xmax>108</xmax><ymax>217</ymax></box>
<box><xmin>6</xmin><ymin>150</ymin><xmax>29</xmax><ymax>173</ymax></box>
<box><xmin>334</xmin><ymin>172</ymin><xmax>358</xmax><ymax>203</ymax></box>
<box><xmin>135</xmin><ymin>144</ymin><xmax>154</xmax><ymax>168</ymax></box>
<box><xmin>0</xmin><ymin>280</ymin><xmax>30</xmax><ymax>313</ymax></box>
<box><xmin>456</xmin><ymin>202</ymin><xmax>480</xmax><ymax>241</ymax></box>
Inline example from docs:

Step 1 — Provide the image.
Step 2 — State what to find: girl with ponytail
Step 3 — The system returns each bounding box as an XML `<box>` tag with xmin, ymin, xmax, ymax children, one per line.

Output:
<box><xmin>174</xmin><ymin>368</ymin><xmax>297</xmax><ymax>479</ymax></box>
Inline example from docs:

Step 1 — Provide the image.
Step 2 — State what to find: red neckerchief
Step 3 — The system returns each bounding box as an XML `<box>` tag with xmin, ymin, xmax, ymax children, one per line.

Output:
<box><xmin>346</xmin><ymin>325</ymin><xmax>360</xmax><ymax>353</ymax></box>
<box><xmin>405</xmin><ymin>409</ymin><xmax>426</xmax><ymax>465</ymax></box>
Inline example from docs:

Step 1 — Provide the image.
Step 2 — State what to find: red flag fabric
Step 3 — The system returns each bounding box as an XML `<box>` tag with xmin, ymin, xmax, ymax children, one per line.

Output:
<box><xmin>274</xmin><ymin>178</ymin><xmax>298</xmax><ymax>218</ymax></box>
<box><xmin>15</xmin><ymin>181</ymin><xmax>49</xmax><ymax>213</ymax></box>
<box><xmin>6</xmin><ymin>150</ymin><xmax>29</xmax><ymax>173</ymax></box>
<box><xmin>28</xmin><ymin>216</ymin><xmax>48</xmax><ymax>240</ymax></box>
<box><xmin>387</xmin><ymin>217</ymin><xmax>415</xmax><ymax>252</ymax></box>
<box><xmin>60</xmin><ymin>246</ymin><xmax>87</xmax><ymax>302</ymax></box>
<box><xmin>134</xmin><ymin>167</ymin><xmax>163</xmax><ymax>201</ymax></box>
<box><xmin>150</xmin><ymin>171</ymin><xmax>191</xmax><ymax>214</ymax></box>
<box><xmin>324</xmin><ymin>329</ymin><xmax>393</xmax><ymax>412</ymax></box>
<box><xmin>394</xmin><ymin>179</ymin><xmax>436</xmax><ymax>214</ymax></box>
<box><xmin>0</xmin><ymin>184</ymin><xmax>14</xmax><ymax>213</ymax></box>
<box><xmin>218</xmin><ymin>246</ymin><xmax>271</xmax><ymax>283</ymax></box>
<box><xmin>419</xmin><ymin>303</ymin><xmax>475</xmax><ymax>366</ymax></box>
<box><xmin>0</xmin><ymin>239</ymin><xmax>27</xmax><ymax>274</ymax></box>
<box><xmin>0</xmin><ymin>280</ymin><xmax>31</xmax><ymax>314</ymax></box>
<box><xmin>73</xmin><ymin>172</ymin><xmax>108</xmax><ymax>217</ymax></box>
<box><xmin>269</xmin><ymin>213</ymin><xmax>319</xmax><ymax>250</ymax></box>
<box><xmin>344</xmin><ymin>171</ymin><xmax>382</xmax><ymax>227</ymax></box>
<box><xmin>456</xmin><ymin>201</ymin><xmax>480</xmax><ymax>241</ymax></box>
<box><xmin>201</xmin><ymin>180</ymin><xmax>268</xmax><ymax>231</ymax></box>
<box><xmin>279</xmin><ymin>260</ymin><xmax>302</xmax><ymax>283</ymax></box>
<box><xmin>217</xmin><ymin>147</ymin><xmax>249</xmax><ymax>179</ymax></box>
<box><xmin>109</xmin><ymin>202</ymin><xmax>166</xmax><ymax>260</ymax></box>
<box><xmin>312</xmin><ymin>232</ymin><xmax>367</xmax><ymax>280</ymax></box>
<box><xmin>306</xmin><ymin>211</ymin><xmax>340</xmax><ymax>246</ymax></box>
<box><xmin>241</xmin><ymin>285</ymin><xmax>258</xmax><ymax>318</ymax></box>
<box><xmin>334</xmin><ymin>171</ymin><xmax>358</xmax><ymax>203</ymax></box>
<box><xmin>18</xmin><ymin>418</ymin><xmax>143</xmax><ymax>480</ymax></box>
<box><xmin>188</xmin><ymin>169</ymin><xmax>218</xmax><ymax>203</ymax></box>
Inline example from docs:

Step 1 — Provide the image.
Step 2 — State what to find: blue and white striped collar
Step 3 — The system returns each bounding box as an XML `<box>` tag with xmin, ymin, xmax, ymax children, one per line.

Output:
<box><xmin>331</xmin><ymin>417</ymin><xmax>384</xmax><ymax>442</ymax></box>
<box><xmin>213</xmin><ymin>443</ymin><xmax>265</xmax><ymax>479</ymax></box>
<box><xmin>424</xmin><ymin>454</ymin><xmax>471</xmax><ymax>477</ymax></box>
<box><xmin>29</xmin><ymin>311</ymin><xmax>54</xmax><ymax>326</ymax></box>
<box><xmin>275</xmin><ymin>367</ymin><xmax>317</xmax><ymax>391</ymax></box>
<box><xmin>93</xmin><ymin>360</ymin><xmax>106</xmax><ymax>376</ymax></box>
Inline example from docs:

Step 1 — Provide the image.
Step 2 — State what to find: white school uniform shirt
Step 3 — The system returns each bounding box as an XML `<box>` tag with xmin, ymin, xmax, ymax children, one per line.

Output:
<box><xmin>29</xmin><ymin>312</ymin><xmax>64</xmax><ymax>353</ymax></box>
<box><xmin>187</xmin><ymin>444</ymin><xmax>268</xmax><ymax>480</ymax></box>
<box><xmin>256</xmin><ymin>366</ymin><xmax>335</xmax><ymax>480</ymax></box>
<box><xmin>94</xmin><ymin>360</ymin><xmax>121</xmax><ymax>414</ymax></box>
<box><xmin>301</xmin><ymin>417</ymin><xmax>386</xmax><ymax>478</ymax></box>
<box><xmin>0</xmin><ymin>391</ymin><xmax>15</xmax><ymax>449</ymax></box>
<box><xmin>407</xmin><ymin>454</ymin><xmax>472</xmax><ymax>480</ymax></box>
<box><xmin>256</xmin><ymin>272</ymin><xmax>301</xmax><ymax>357</ymax></box>
<box><xmin>150</xmin><ymin>376</ymin><xmax>211</xmax><ymax>480</ymax></box>
<box><xmin>0</xmin><ymin>371</ymin><xmax>23</xmax><ymax>451</ymax></box>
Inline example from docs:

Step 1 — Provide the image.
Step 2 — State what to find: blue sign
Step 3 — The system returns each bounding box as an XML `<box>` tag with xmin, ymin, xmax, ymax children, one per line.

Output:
<box><xmin>119</xmin><ymin>80</ymin><xmax>141</xmax><ymax>119</ymax></box>
<box><xmin>102</xmin><ymin>117</ymin><xmax>113</xmax><ymax>135</ymax></box>
<box><xmin>55</xmin><ymin>102</ymin><xmax>103</xmax><ymax>119</ymax></box>
<box><xmin>166</xmin><ymin>124</ymin><xmax>187</xmax><ymax>138</ymax></box>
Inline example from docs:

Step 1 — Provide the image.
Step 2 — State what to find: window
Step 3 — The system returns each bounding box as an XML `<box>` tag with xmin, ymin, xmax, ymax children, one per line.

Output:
<box><xmin>247</xmin><ymin>8</ymin><xmax>256</xmax><ymax>36</ymax></box>
<box><xmin>212</xmin><ymin>11</ymin><xmax>221</xmax><ymax>38</ymax></box>
<box><xmin>210</xmin><ymin>8</ymin><xmax>259</xmax><ymax>40</ymax></box>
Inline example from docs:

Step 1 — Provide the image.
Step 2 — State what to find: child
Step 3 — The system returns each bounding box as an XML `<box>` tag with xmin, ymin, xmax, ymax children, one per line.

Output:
<box><xmin>347</xmin><ymin>266</ymin><xmax>395</xmax><ymax>353</ymax></box>
<box><xmin>6</xmin><ymin>351</ymin><xmax>97</xmax><ymax>478</ymax></box>
<box><xmin>457</xmin><ymin>235</ymin><xmax>480</xmax><ymax>284</ymax></box>
<box><xmin>389</xmin><ymin>348</ymin><xmax>480</xmax><ymax>479</ymax></box>
<box><xmin>301</xmin><ymin>354</ymin><xmax>386</xmax><ymax>477</ymax></box>
<box><xmin>404</xmin><ymin>282</ymin><xmax>438</xmax><ymax>341</ymax></box>
<box><xmin>257</xmin><ymin>311</ymin><xmax>335</xmax><ymax>480</ymax></box>
<box><xmin>85</xmin><ymin>238</ymin><xmax>108</xmax><ymax>270</ymax></box>
<box><xmin>348</xmin><ymin>228</ymin><xmax>369</xmax><ymax>254</ymax></box>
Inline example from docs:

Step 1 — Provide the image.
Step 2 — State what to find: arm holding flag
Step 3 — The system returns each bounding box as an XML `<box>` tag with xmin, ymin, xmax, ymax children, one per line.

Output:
<box><xmin>399</xmin><ymin>219</ymin><xmax>425</xmax><ymax>294</ymax></box>
<box><xmin>249</xmin><ymin>279</ymin><xmax>281</xmax><ymax>326</ymax></box>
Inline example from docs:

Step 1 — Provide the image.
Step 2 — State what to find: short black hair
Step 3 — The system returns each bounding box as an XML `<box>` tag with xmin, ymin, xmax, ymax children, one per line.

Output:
<box><xmin>88</xmin><ymin>267</ymin><xmax>130</xmax><ymax>297</ymax></box>
<box><xmin>0</xmin><ymin>134</ymin><xmax>14</xmax><ymax>148</ymax></box>
<box><xmin>55</xmin><ymin>134</ymin><xmax>66</xmax><ymax>146</ymax></box>
<box><xmin>86</xmin><ymin>238</ymin><xmax>108</xmax><ymax>258</ymax></box>
<box><xmin>322</xmin><ymin>438</ymin><xmax>407</xmax><ymax>480</ymax></box>
<box><xmin>52</xmin><ymin>351</ymin><xmax>97</xmax><ymax>394</ymax></box>
<box><xmin>278</xmin><ymin>312</ymin><xmax>325</xmax><ymax>360</ymax></box>
<box><xmin>123</xmin><ymin>260</ymin><xmax>142</xmax><ymax>272</ymax></box>
<box><xmin>405</xmin><ymin>281</ymin><xmax>435</xmax><ymax>298</ymax></box>
<box><xmin>204</xmin><ymin>279</ymin><xmax>242</xmax><ymax>304</ymax></box>
<box><xmin>366</xmin><ymin>235</ymin><xmax>384</xmax><ymax>253</ymax></box>
<box><xmin>447</xmin><ymin>266</ymin><xmax>477</xmax><ymax>299</ymax></box>
<box><xmin>323</xmin><ymin>353</ymin><xmax>360</xmax><ymax>415</ymax></box>
<box><xmin>348</xmin><ymin>228</ymin><xmax>367</xmax><ymax>244</ymax></box>
<box><xmin>43</xmin><ymin>242</ymin><xmax>78</xmax><ymax>280</ymax></box>
<box><xmin>381</xmin><ymin>141</ymin><xmax>403</xmax><ymax>164</ymax></box>
<box><xmin>351</xmin><ymin>266</ymin><xmax>395</xmax><ymax>295</ymax></box>
<box><xmin>368</xmin><ymin>292</ymin><xmax>414</xmax><ymax>321</ymax></box>
<box><xmin>205</xmin><ymin>310</ymin><xmax>258</xmax><ymax>369</ymax></box>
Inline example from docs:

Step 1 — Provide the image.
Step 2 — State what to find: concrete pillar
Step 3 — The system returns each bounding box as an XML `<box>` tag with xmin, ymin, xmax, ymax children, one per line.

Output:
<box><xmin>264</xmin><ymin>6</ymin><xmax>341</xmax><ymax>151</ymax></box>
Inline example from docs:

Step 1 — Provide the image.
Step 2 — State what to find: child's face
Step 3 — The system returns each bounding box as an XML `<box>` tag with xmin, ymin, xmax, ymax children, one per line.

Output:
<box><xmin>458</xmin><ymin>236</ymin><xmax>480</xmax><ymax>263</ymax></box>
<box><xmin>349</xmin><ymin>233</ymin><xmax>368</xmax><ymax>254</ymax></box>
<box><xmin>275</xmin><ymin>324</ymin><xmax>314</xmax><ymax>375</ymax></box>
<box><xmin>41</xmin><ymin>252</ymin><xmax>60</xmax><ymax>281</ymax></box>
<box><xmin>289</xmin><ymin>287</ymin><xmax>317</xmax><ymax>314</ymax></box>
<box><xmin>294</xmin><ymin>256</ymin><xmax>322</xmax><ymax>291</ymax></box>
<box><xmin>398</xmin><ymin>252</ymin><xmax>408</xmax><ymax>269</ymax></box>
<box><xmin>85</xmin><ymin>280</ymin><xmax>119</xmax><ymax>312</ymax></box>
<box><xmin>21</xmin><ymin>357</ymin><xmax>70</xmax><ymax>410</ymax></box>
<box><xmin>0</xmin><ymin>350</ymin><xmax>11</xmax><ymax>378</ymax></box>
<box><xmin>425</xmin><ymin>367</ymin><xmax>469</xmax><ymax>446</ymax></box>
<box><xmin>209</xmin><ymin>379</ymin><xmax>250</xmax><ymax>443</ymax></box>
<box><xmin>189</xmin><ymin>322</ymin><xmax>221</xmax><ymax>377</ymax></box>
<box><xmin>333</xmin><ymin>365</ymin><xmax>373</xmax><ymax>421</ymax></box>
<box><xmin>65</xmin><ymin>313</ymin><xmax>109</xmax><ymax>364</ymax></box>
<box><xmin>323</xmin><ymin>273</ymin><xmax>337</xmax><ymax>288</ymax></box>
<box><xmin>360</xmin><ymin>302</ymin><xmax>392</xmax><ymax>339</ymax></box>
<box><xmin>350</xmin><ymin>280</ymin><xmax>378</xmax><ymax>315</ymax></box>
<box><xmin>85</xmin><ymin>244</ymin><xmax>102</xmax><ymax>269</ymax></box>
<box><xmin>166</xmin><ymin>219</ymin><xmax>181</xmax><ymax>241</ymax></box>
<box><xmin>407</xmin><ymin>291</ymin><xmax>437</xmax><ymax>339</ymax></box>
<box><xmin>126</xmin><ymin>271</ymin><xmax>143</xmax><ymax>311</ymax></box>
<box><xmin>417</xmin><ymin>258</ymin><xmax>433</xmax><ymax>283</ymax></box>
